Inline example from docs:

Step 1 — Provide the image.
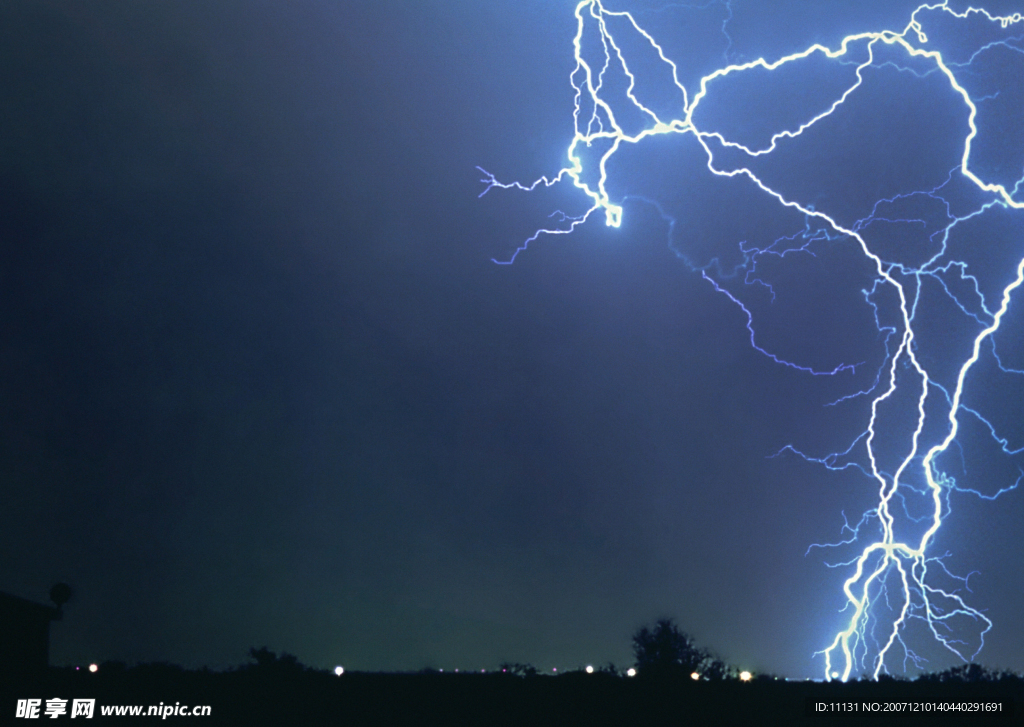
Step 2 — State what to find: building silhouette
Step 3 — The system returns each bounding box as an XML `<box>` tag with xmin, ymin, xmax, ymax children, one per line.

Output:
<box><xmin>0</xmin><ymin>588</ymin><xmax>65</xmax><ymax>678</ymax></box>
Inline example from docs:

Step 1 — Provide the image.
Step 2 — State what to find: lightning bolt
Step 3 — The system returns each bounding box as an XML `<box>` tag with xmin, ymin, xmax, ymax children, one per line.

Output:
<box><xmin>480</xmin><ymin>1</ymin><xmax>1024</xmax><ymax>680</ymax></box>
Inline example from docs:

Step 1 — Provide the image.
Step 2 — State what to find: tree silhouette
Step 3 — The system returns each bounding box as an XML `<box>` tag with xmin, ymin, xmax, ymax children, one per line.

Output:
<box><xmin>632</xmin><ymin>618</ymin><xmax>712</xmax><ymax>677</ymax></box>
<box><xmin>499</xmin><ymin>662</ymin><xmax>537</xmax><ymax>677</ymax></box>
<box><xmin>700</xmin><ymin>656</ymin><xmax>730</xmax><ymax>680</ymax></box>
<box><xmin>248</xmin><ymin>647</ymin><xmax>304</xmax><ymax>674</ymax></box>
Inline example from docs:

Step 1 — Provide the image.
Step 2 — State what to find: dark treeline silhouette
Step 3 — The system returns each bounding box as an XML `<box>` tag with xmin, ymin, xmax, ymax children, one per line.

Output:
<box><xmin>3</xmin><ymin>642</ymin><xmax>1021</xmax><ymax>725</ymax></box>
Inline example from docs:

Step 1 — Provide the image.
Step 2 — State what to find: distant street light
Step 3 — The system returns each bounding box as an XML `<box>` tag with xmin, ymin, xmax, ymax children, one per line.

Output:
<box><xmin>585</xmin><ymin>665</ymin><xmax>594</xmax><ymax>674</ymax></box>
<box><xmin>334</xmin><ymin>666</ymin><xmax>344</xmax><ymax>676</ymax></box>
<box><xmin>626</xmin><ymin>668</ymin><xmax>636</xmax><ymax>677</ymax></box>
<box><xmin>690</xmin><ymin>672</ymin><xmax>700</xmax><ymax>681</ymax></box>
<box><xmin>739</xmin><ymin>671</ymin><xmax>752</xmax><ymax>682</ymax></box>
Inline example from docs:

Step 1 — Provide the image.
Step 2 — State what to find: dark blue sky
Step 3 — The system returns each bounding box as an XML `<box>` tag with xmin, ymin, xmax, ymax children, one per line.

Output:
<box><xmin>1</xmin><ymin>0</ymin><xmax>1022</xmax><ymax>680</ymax></box>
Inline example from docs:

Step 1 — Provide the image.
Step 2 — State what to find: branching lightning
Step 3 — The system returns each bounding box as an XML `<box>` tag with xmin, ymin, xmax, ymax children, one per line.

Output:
<box><xmin>480</xmin><ymin>1</ymin><xmax>1024</xmax><ymax>680</ymax></box>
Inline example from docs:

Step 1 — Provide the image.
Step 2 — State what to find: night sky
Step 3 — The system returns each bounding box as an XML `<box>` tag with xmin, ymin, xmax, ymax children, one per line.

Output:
<box><xmin>2</xmin><ymin>0</ymin><xmax>1022</xmax><ymax>680</ymax></box>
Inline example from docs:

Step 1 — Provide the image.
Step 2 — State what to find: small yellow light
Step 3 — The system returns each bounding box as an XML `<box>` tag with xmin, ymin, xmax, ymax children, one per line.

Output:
<box><xmin>334</xmin><ymin>666</ymin><xmax>344</xmax><ymax>676</ymax></box>
<box><xmin>690</xmin><ymin>671</ymin><xmax>700</xmax><ymax>681</ymax></box>
<box><xmin>585</xmin><ymin>665</ymin><xmax>594</xmax><ymax>674</ymax></box>
<box><xmin>88</xmin><ymin>664</ymin><xmax>98</xmax><ymax>673</ymax></box>
<box><xmin>739</xmin><ymin>671</ymin><xmax>752</xmax><ymax>682</ymax></box>
<box><xmin>626</xmin><ymin>668</ymin><xmax>636</xmax><ymax>677</ymax></box>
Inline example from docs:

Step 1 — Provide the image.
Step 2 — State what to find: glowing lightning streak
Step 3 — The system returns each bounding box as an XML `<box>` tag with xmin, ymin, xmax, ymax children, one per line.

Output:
<box><xmin>480</xmin><ymin>1</ymin><xmax>1024</xmax><ymax>680</ymax></box>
